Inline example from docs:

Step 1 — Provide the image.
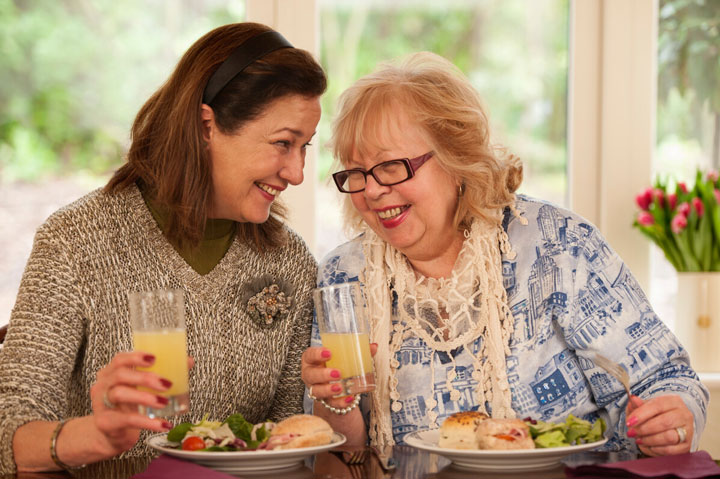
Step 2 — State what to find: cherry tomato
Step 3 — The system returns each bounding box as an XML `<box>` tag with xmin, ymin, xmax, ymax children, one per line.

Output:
<box><xmin>181</xmin><ymin>436</ymin><xmax>206</xmax><ymax>451</ymax></box>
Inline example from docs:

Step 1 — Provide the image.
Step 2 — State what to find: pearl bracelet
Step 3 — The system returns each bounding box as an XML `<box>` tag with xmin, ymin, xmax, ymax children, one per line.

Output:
<box><xmin>318</xmin><ymin>395</ymin><xmax>361</xmax><ymax>415</ymax></box>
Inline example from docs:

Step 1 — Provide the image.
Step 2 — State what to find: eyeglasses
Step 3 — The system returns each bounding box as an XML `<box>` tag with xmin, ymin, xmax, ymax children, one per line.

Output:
<box><xmin>332</xmin><ymin>152</ymin><xmax>434</xmax><ymax>193</ymax></box>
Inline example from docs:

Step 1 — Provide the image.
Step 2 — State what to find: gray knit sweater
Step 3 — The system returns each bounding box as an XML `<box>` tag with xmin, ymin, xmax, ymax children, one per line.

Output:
<box><xmin>0</xmin><ymin>185</ymin><xmax>317</xmax><ymax>474</ymax></box>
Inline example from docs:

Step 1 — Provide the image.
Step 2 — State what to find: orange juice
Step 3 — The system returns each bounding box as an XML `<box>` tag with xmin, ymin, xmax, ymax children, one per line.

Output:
<box><xmin>321</xmin><ymin>332</ymin><xmax>373</xmax><ymax>379</ymax></box>
<box><xmin>133</xmin><ymin>329</ymin><xmax>189</xmax><ymax>397</ymax></box>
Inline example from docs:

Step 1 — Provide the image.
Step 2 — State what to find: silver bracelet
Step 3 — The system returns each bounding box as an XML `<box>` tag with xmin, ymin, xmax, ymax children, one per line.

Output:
<box><xmin>50</xmin><ymin>418</ymin><xmax>87</xmax><ymax>471</ymax></box>
<box><xmin>318</xmin><ymin>395</ymin><xmax>361</xmax><ymax>415</ymax></box>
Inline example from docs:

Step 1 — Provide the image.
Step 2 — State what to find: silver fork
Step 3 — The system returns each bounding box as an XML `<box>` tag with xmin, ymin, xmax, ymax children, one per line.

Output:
<box><xmin>338</xmin><ymin>448</ymin><xmax>369</xmax><ymax>465</ymax></box>
<box><xmin>594</xmin><ymin>354</ymin><xmax>631</xmax><ymax>399</ymax></box>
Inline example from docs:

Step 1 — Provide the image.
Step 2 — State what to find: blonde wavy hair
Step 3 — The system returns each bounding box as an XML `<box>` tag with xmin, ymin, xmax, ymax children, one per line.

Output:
<box><xmin>330</xmin><ymin>51</ymin><xmax>523</xmax><ymax>233</ymax></box>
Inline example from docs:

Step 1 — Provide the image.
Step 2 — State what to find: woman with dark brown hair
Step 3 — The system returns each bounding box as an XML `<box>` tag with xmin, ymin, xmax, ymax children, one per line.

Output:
<box><xmin>0</xmin><ymin>22</ymin><xmax>326</xmax><ymax>473</ymax></box>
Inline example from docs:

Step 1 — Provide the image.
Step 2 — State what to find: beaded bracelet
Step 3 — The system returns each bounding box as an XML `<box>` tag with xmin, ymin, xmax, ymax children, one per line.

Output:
<box><xmin>50</xmin><ymin>419</ymin><xmax>86</xmax><ymax>471</ymax></box>
<box><xmin>318</xmin><ymin>395</ymin><xmax>361</xmax><ymax>415</ymax></box>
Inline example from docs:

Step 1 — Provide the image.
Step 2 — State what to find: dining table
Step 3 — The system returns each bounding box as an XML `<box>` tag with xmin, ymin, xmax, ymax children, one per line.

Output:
<box><xmin>1</xmin><ymin>447</ymin><xmax>646</xmax><ymax>479</ymax></box>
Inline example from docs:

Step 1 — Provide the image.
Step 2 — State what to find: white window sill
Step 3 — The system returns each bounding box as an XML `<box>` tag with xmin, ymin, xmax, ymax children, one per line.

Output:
<box><xmin>698</xmin><ymin>372</ymin><xmax>720</xmax><ymax>389</ymax></box>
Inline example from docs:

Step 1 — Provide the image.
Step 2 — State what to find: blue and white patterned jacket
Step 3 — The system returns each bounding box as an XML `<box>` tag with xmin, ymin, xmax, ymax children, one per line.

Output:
<box><xmin>306</xmin><ymin>195</ymin><xmax>708</xmax><ymax>451</ymax></box>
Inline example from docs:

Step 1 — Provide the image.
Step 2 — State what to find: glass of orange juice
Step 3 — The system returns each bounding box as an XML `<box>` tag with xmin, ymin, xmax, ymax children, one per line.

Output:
<box><xmin>129</xmin><ymin>289</ymin><xmax>189</xmax><ymax>418</ymax></box>
<box><xmin>314</xmin><ymin>282</ymin><xmax>375</xmax><ymax>396</ymax></box>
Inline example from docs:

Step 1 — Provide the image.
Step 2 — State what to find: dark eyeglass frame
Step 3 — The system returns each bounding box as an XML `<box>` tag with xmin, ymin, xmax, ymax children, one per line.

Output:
<box><xmin>332</xmin><ymin>151</ymin><xmax>434</xmax><ymax>193</ymax></box>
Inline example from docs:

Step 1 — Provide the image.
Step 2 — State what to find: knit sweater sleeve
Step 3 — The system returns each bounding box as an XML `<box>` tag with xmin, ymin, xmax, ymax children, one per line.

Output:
<box><xmin>265</xmin><ymin>234</ymin><xmax>317</xmax><ymax>422</ymax></box>
<box><xmin>0</xmin><ymin>218</ymin><xmax>86</xmax><ymax>474</ymax></box>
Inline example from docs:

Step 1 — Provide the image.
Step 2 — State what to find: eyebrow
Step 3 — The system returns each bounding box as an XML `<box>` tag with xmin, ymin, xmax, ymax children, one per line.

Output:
<box><xmin>272</xmin><ymin>127</ymin><xmax>317</xmax><ymax>138</ymax></box>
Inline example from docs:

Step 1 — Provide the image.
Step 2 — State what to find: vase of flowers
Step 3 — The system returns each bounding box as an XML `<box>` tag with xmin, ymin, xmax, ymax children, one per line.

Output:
<box><xmin>633</xmin><ymin>169</ymin><xmax>720</xmax><ymax>372</ymax></box>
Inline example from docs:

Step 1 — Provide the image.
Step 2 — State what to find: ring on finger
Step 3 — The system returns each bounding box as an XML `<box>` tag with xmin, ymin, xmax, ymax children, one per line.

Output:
<box><xmin>675</xmin><ymin>426</ymin><xmax>687</xmax><ymax>444</ymax></box>
<box><xmin>307</xmin><ymin>386</ymin><xmax>318</xmax><ymax>401</ymax></box>
<box><xmin>102</xmin><ymin>389</ymin><xmax>116</xmax><ymax>409</ymax></box>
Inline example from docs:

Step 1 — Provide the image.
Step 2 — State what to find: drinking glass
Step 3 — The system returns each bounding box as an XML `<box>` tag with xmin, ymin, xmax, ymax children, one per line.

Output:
<box><xmin>314</xmin><ymin>282</ymin><xmax>375</xmax><ymax>396</ymax></box>
<box><xmin>129</xmin><ymin>289</ymin><xmax>189</xmax><ymax>418</ymax></box>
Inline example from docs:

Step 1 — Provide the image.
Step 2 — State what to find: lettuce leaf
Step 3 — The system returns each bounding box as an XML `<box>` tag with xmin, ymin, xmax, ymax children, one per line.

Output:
<box><xmin>166</xmin><ymin>422</ymin><xmax>194</xmax><ymax>442</ymax></box>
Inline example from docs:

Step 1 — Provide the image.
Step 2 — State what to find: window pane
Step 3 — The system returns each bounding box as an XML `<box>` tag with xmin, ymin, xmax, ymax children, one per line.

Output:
<box><xmin>316</xmin><ymin>0</ymin><xmax>569</xmax><ymax>258</ymax></box>
<box><xmin>0</xmin><ymin>2</ymin><xmax>244</xmax><ymax>327</ymax></box>
<box><xmin>651</xmin><ymin>0</ymin><xmax>720</xmax><ymax>331</ymax></box>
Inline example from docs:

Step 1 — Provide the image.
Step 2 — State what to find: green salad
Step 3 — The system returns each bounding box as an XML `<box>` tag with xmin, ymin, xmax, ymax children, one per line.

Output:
<box><xmin>523</xmin><ymin>415</ymin><xmax>606</xmax><ymax>448</ymax></box>
<box><xmin>167</xmin><ymin>413</ymin><xmax>274</xmax><ymax>452</ymax></box>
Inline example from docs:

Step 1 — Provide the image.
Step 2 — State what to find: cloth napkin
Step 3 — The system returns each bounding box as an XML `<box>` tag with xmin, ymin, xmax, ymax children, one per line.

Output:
<box><xmin>564</xmin><ymin>451</ymin><xmax>720</xmax><ymax>479</ymax></box>
<box><xmin>131</xmin><ymin>454</ymin><xmax>237</xmax><ymax>479</ymax></box>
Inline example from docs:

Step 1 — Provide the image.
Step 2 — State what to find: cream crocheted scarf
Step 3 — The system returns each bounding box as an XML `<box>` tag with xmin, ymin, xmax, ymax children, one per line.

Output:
<box><xmin>360</xmin><ymin>214</ymin><xmax>524</xmax><ymax>446</ymax></box>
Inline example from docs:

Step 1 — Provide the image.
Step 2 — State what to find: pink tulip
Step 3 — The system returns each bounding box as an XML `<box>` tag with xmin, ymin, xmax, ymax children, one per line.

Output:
<box><xmin>678</xmin><ymin>182</ymin><xmax>689</xmax><ymax>194</ymax></box>
<box><xmin>668</xmin><ymin>193</ymin><xmax>678</xmax><ymax>210</ymax></box>
<box><xmin>653</xmin><ymin>188</ymin><xmax>665</xmax><ymax>206</ymax></box>
<box><xmin>692</xmin><ymin>197</ymin><xmax>705</xmax><ymax>217</ymax></box>
<box><xmin>671</xmin><ymin>213</ymin><xmax>688</xmax><ymax>234</ymax></box>
<box><xmin>708</xmin><ymin>170</ymin><xmax>719</xmax><ymax>183</ymax></box>
<box><xmin>637</xmin><ymin>211</ymin><xmax>654</xmax><ymax>226</ymax></box>
<box><xmin>635</xmin><ymin>189</ymin><xmax>653</xmax><ymax>210</ymax></box>
<box><xmin>677</xmin><ymin>201</ymin><xmax>691</xmax><ymax>217</ymax></box>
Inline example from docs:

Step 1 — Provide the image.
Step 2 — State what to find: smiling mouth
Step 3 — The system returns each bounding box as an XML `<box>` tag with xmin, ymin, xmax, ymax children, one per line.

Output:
<box><xmin>377</xmin><ymin>206</ymin><xmax>409</xmax><ymax>220</ymax></box>
<box><xmin>256</xmin><ymin>183</ymin><xmax>280</xmax><ymax>196</ymax></box>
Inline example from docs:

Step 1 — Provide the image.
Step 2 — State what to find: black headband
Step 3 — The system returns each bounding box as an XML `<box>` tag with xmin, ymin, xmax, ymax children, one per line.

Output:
<box><xmin>202</xmin><ymin>30</ymin><xmax>294</xmax><ymax>105</ymax></box>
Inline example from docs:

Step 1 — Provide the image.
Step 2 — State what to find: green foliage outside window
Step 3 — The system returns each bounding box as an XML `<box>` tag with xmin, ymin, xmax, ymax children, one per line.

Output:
<box><xmin>0</xmin><ymin>0</ymin><xmax>240</xmax><ymax>183</ymax></box>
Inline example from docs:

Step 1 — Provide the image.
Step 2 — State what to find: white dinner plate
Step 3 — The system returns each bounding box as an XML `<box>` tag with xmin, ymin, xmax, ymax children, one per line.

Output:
<box><xmin>146</xmin><ymin>432</ymin><xmax>346</xmax><ymax>475</ymax></box>
<box><xmin>405</xmin><ymin>429</ymin><xmax>607</xmax><ymax>472</ymax></box>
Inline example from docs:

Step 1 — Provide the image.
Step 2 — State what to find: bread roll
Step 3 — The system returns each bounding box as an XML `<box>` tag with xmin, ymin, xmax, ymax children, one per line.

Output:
<box><xmin>269</xmin><ymin>414</ymin><xmax>334</xmax><ymax>450</ymax></box>
<box><xmin>475</xmin><ymin>418</ymin><xmax>535</xmax><ymax>450</ymax></box>
<box><xmin>438</xmin><ymin>411</ymin><xmax>489</xmax><ymax>449</ymax></box>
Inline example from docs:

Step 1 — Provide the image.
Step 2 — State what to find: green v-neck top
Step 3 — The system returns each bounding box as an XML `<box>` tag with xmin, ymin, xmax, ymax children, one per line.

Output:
<box><xmin>141</xmin><ymin>190</ymin><xmax>236</xmax><ymax>275</ymax></box>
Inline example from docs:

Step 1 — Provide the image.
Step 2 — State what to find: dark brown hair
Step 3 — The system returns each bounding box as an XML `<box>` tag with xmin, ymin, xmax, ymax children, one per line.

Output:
<box><xmin>106</xmin><ymin>23</ymin><xmax>327</xmax><ymax>250</ymax></box>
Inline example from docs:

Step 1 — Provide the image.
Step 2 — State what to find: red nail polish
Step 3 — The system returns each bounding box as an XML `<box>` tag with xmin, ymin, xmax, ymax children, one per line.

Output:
<box><xmin>331</xmin><ymin>384</ymin><xmax>342</xmax><ymax>392</ymax></box>
<box><xmin>627</xmin><ymin>428</ymin><xmax>636</xmax><ymax>438</ymax></box>
<box><xmin>162</xmin><ymin>421</ymin><xmax>173</xmax><ymax>430</ymax></box>
<box><xmin>330</xmin><ymin>370</ymin><xmax>340</xmax><ymax>379</ymax></box>
<box><xmin>156</xmin><ymin>395</ymin><xmax>169</xmax><ymax>405</ymax></box>
<box><xmin>635</xmin><ymin>438</ymin><xmax>643</xmax><ymax>445</ymax></box>
<box><xmin>160</xmin><ymin>379</ymin><xmax>173</xmax><ymax>388</ymax></box>
<box><xmin>144</xmin><ymin>354</ymin><xmax>156</xmax><ymax>363</ymax></box>
<box><xmin>321</xmin><ymin>350</ymin><xmax>331</xmax><ymax>359</ymax></box>
<box><xmin>345</xmin><ymin>396</ymin><xmax>355</xmax><ymax>403</ymax></box>
<box><xmin>627</xmin><ymin>416</ymin><xmax>638</xmax><ymax>427</ymax></box>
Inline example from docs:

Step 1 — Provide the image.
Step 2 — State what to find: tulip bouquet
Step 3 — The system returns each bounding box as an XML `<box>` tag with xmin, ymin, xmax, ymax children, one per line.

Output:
<box><xmin>633</xmin><ymin>170</ymin><xmax>720</xmax><ymax>272</ymax></box>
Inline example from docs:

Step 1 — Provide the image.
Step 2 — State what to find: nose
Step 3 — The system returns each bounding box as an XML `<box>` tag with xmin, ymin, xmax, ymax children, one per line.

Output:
<box><xmin>362</xmin><ymin>173</ymin><xmax>391</xmax><ymax>199</ymax></box>
<box><xmin>280</xmin><ymin>151</ymin><xmax>305</xmax><ymax>186</ymax></box>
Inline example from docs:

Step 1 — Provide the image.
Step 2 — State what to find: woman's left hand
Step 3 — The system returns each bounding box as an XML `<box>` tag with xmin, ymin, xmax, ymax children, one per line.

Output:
<box><xmin>625</xmin><ymin>394</ymin><xmax>694</xmax><ymax>456</ymax></box>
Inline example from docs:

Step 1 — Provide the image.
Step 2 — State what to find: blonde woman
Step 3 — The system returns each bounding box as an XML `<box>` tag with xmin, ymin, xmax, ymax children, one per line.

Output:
<box><xmin>302</xmin><ymin>52</ymin><xmax>707</xmax><ymax>456</ymax></box>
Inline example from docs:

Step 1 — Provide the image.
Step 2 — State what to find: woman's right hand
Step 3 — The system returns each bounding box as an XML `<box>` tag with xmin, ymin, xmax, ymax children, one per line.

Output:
<box><xmin>301</xmin><ymin>346</ymin><xmax>350</xmax><ymax>409</ymax></box>
<box><xmin>88</xmin><ymin>351</ymin><xmax>175</xmax><ymax>456</ymax></box>
<box><xmin>301</xmin><ymin>344</ymin><xmax>378</xmax><ymax>409</ymax></box>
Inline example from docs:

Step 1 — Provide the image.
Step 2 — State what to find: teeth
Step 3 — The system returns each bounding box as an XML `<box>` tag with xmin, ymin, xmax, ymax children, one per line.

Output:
<box><xmin>257</xmin><ymin>183</ymin><xmax>279</xmax><ymax>196</ymax></box>
<box><xmin>378</xmin><ymin>207</ymin><xmax>404</xmax><ymax>219</ymax></box>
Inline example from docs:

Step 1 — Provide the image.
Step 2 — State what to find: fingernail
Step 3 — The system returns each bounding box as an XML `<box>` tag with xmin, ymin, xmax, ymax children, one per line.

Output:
<box><xmin>330</xmin><ymin>370</ymin><xmax>340</xmax><ymax>379</ymax></box>
<box><xmin>345</xmin><ymin>396</ymin><xmax>355</xmax><ymax>403</ymax></box>
<box><xmin>160</xmin><ymin>379</ymin><xmax>173</xmax><ymax>388</ymax></box>
<box><xmin>162</xmin><ymin>421</ymin><xmax>173</xmax><ymax>430</ymax></box>
<box><xmin>627</xmin><ymin>416</ymin><xmax>638</xmax><ymax>427</ymax></box>
<box><xmin>331</xmin><ymin>384</ymin><xmax>342</xmax><ymax>392</ymax></box>
<box><xmin>144</xmin><ymin>354</ymin><xmax>156</xmax><ymax>363</ymax></box>
<box><xmin>627</xmin><ymin>428</ymin><xmax>636</xmax><ymax>438</ymax></box>
<box><xmin>156</xmin><ymin>395</ymin><xmax>169</xmax><ymax>405</ymax></box>
<box><xmin>635</xmin><ymin>438</ymin><xmax>643</xmax><ymax>445</ymax></box>
<box><xmin>321</xmin><ymin>349</ymin><xmax>331</xmax><ymax>359</ymax></box>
